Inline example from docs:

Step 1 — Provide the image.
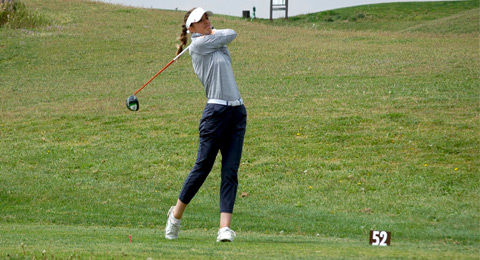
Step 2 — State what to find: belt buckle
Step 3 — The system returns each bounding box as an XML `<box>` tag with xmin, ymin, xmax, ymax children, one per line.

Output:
<box><xmin>230</xmin><ymin>100</ymin><xmax>240</xmax><ymax>106</ymax></box>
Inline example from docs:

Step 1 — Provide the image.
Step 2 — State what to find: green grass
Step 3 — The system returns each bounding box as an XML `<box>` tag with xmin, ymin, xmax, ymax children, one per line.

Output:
<box><xmin>2</xmin><ymin>224</ymin><xmax>478</xmax><ymax>259</ymax></box>
<box><xmin>257</xmin><ymin>0</ymin><xmax>480</xmax><ymax>33</ymax></box>
<box><xmin>0</xmin><ymin>0</ymin><xmax>479</xmax><ymax>258</ymax></box>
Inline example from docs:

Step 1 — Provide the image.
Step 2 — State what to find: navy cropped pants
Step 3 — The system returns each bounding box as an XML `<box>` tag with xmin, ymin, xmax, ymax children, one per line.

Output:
<box><xmin>178</xmin><ymin>103</ymin><xmax>247</xmax><ymax>213</ymax></box>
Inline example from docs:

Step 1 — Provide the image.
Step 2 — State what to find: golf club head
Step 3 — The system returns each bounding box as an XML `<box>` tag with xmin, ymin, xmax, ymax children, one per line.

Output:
<box><xmin>126</xmin><ymin>95</ymin><xmax>139</xmax><ymax>111</ymax></box>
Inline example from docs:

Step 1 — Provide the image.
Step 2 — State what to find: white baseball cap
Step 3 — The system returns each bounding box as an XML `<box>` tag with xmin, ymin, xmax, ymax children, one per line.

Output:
<box><xmin>186</xmin><ymin>7</ymin><xmax>213</xmax><ymax>29</ymax></box>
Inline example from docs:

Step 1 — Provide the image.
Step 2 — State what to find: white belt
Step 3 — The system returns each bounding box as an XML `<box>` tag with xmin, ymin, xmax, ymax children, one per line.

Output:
<box><xmin>207</xmin><ymin>98</ymin><xmax>243</xmax><ymax>107</ymax></box>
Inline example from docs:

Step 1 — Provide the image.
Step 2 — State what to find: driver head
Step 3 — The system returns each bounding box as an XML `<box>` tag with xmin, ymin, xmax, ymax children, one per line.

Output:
<box><xmin>126</xmin><ymin>95</ymin><xmax>139</xmax><ymax>111</ymax></box>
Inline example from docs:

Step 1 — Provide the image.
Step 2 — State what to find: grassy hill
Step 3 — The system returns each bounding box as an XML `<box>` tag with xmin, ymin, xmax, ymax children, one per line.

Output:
<box><xmin>262</xmin><ymin>0</ymin><xmax>479</xmax><ymax>33</ymax></box>
<box><xmin>0</xmin><ymin>0</ymin><xmax>478</xmax><ymax>258</ymax></box>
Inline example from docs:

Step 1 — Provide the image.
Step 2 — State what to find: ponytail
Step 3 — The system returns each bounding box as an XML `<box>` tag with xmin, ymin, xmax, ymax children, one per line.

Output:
<box><xmin>176</xmin><ymin>8</ymin><xmax>196</xmax><ymax>56</ymax></box>
<box><xmin>176</xmin><ymin>24</ymin><xmax>188</xmax><ymax>56</ymax></box>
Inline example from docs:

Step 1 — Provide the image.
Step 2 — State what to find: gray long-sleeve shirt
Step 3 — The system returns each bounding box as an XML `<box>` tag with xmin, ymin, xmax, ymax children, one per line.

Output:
<box><xmin>189</xmin><ymin>29</ymin><xmax>241</xmax><ymax>101</ymax></box>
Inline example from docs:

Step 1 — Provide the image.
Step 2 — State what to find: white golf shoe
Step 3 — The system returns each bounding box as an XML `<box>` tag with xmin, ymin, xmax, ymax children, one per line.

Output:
<box><xmin>165</xmin><ymin>206</ymin><xmax>181</xmax><ymax>240</ymax></box>
<box><xmin>216</xmin><ymin>227</ymin><xmax>236</xmax><ymax>242</ymax></box>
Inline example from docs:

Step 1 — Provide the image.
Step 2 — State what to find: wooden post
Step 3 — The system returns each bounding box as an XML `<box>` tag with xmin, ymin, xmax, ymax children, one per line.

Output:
<box><xmin>270</xmin><ymin>0</ymin><xmax>273</xmax><ymax>21</ymax></box>
<box><xmin>285</xmin><ymin>0</ymin><xmax>289</xmax><ymax>20</ymax></box>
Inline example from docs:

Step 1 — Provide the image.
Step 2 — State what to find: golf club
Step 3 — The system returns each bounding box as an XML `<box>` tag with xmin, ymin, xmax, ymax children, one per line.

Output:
<box><xmin>126</xmin><ymin>45</ymin><xmax>191</xmax><ymax>111</ymax></box>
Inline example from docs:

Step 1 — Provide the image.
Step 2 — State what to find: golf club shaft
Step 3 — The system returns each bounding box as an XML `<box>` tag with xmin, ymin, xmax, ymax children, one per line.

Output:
<box><xmin>133</xmin><ymin>45</ymin><xmax>190</xmax><ymax>96</ymax></box>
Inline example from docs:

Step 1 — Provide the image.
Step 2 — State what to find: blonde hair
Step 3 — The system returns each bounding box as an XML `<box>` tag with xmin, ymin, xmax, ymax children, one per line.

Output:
<box><xmin>176</xmin><ymin>8</ymin><xmax>196</xmax><ymax>56</ymax></box>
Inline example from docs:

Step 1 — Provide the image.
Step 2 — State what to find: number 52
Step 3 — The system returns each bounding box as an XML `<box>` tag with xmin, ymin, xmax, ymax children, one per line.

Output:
<box><xmin>370</xmin><ymin>230</ymin><xmax>391</xmax><ymax>246</ymax></box>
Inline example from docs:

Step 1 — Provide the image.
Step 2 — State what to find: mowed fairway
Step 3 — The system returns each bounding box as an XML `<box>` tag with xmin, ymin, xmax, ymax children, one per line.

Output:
<box><xmin>0</xmin><ymin>0</ymin><xmax>478</xmax><ymax>259</ymax></box>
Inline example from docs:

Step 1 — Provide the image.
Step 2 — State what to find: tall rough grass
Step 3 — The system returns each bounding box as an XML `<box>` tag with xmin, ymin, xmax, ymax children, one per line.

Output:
<box><xmin>0</xmin><ymin>0</ymin><xmax>49</xmax><ymax>28</ymax></box>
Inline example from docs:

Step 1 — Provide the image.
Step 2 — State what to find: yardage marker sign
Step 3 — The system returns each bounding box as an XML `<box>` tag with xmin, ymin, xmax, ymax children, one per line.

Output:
<box><xmin>369</xmin><ymin>230</ymin><xmax>391</xmax><ymax>246</ymax></box>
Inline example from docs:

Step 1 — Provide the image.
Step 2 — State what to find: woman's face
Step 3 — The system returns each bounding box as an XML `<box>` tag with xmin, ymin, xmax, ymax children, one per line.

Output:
<box><xmin>189</xmin><ymin>13</ymin><xmax>212</xmax><ymax>35</ymax></box>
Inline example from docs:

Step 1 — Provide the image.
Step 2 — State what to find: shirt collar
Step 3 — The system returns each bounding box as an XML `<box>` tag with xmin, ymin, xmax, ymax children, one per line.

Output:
<box><xmin>191</xmin><ymin>33</ymin><xmax>204</xmax><ymax>39</ymax></box>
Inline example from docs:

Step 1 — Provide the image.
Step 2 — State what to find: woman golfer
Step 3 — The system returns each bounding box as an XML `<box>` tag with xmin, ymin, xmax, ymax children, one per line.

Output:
<box><xmin>165</xmin><ymin>7</ymin><xmax>247</xmax><ymax>242</ymax></box>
